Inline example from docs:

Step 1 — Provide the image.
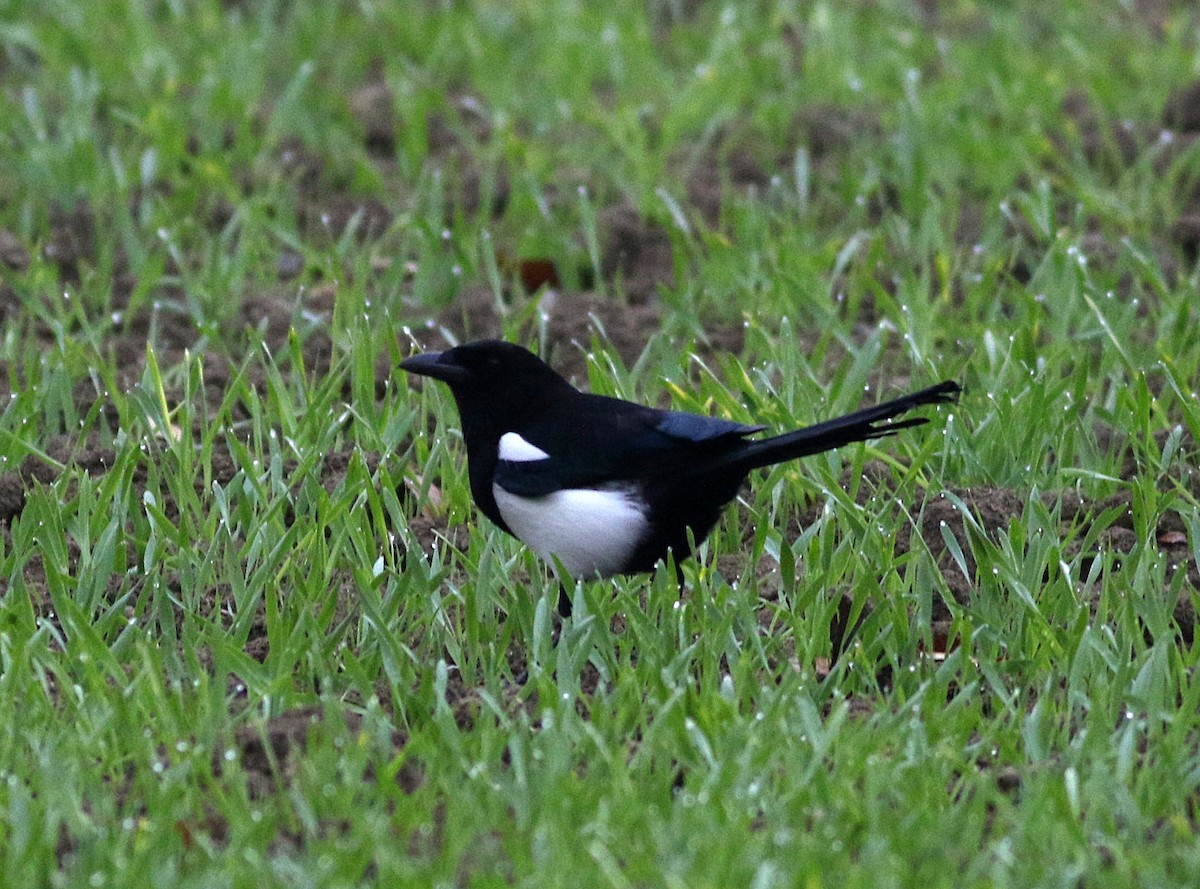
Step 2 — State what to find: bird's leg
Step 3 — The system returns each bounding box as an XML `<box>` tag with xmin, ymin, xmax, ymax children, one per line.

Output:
<box><xmin>828</xmin><ymin>592</ymin><xmax>868</xmax><ymax>664</ymax></box>
<box><xmin>556</xmin><ymin>582</ymin><xmax>573</xmax><ymax>617</ymax></box>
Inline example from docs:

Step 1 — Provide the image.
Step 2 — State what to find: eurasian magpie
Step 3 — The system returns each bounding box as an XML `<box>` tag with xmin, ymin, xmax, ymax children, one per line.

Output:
<box><xmin>402</xmin><ymin>340</ymin><xmax>959</xmax><ymax>583</ymax></box>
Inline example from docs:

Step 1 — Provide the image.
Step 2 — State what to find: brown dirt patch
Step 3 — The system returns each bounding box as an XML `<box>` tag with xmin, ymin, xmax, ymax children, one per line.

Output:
<box><xmin>221</xmin><ymin>706</ymin><xmax>420</xmax><ymax>798</ymax></box>
<box><xmin>900</xmin><ymin>483</ymin><xmax>1195</xmax><ymax>646</ymax></box>
<box><xmin>596</xmin><ymin>202</ymin><xmax>677</xmax><ymax>304</ymax></box>
<box><xmin>0</xmin><ymin>228</ymin><xmax>31</xmax><ymax>271</ymax></box>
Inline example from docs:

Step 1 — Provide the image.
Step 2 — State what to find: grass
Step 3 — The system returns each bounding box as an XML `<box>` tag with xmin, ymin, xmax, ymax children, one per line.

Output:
<box><xmin>2</xmin><ymin>0</ymin><xmax>1200</xmax><ymax>885</ymax></box>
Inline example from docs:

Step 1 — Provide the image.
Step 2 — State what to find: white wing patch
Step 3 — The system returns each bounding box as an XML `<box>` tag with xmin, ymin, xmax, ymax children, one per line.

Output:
<box><xmin>492</xmin><ymin>483</ymin><xmax>648</xmax><ymax>578</ymax></box>
<box><xmin>498</xmin><ymin>432</ymin><xmax>550</xmax><ymax>462</ymax></box>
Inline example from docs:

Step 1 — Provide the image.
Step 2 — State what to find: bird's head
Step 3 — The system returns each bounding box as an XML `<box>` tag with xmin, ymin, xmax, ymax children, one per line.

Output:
<box><xmin>400</xmin><ymin>340</ymin><xmax>573</xmax><ymax>419</ymax></box>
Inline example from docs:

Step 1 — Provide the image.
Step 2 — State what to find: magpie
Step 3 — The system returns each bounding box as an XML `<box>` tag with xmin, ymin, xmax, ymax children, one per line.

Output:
<box><xmin>401</xmin><ymin>340</ymin><xmax>959</xmax><ymax>585</ymax></box>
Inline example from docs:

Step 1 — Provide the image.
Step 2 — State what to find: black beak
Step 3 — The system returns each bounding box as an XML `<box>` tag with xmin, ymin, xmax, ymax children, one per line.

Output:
<box><xmin>400</xmin><ymin>350</ymin><xmax>471</xmax><ymax>384</ymax></box>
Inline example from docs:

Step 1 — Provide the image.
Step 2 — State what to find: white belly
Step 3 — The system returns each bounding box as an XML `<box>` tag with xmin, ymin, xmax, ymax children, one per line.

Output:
<box><xmin>492</xmin><ymin>483</ymin><xmax>649</xmax><ymax>578</ymax></box>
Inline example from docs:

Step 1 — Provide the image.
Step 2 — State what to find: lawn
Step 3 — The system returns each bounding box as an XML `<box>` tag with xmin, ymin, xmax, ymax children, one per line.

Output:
<box><xmin>2</xmin><ymin>1</ymin><xmax>1200</xmax><ymax>886</ymax></box>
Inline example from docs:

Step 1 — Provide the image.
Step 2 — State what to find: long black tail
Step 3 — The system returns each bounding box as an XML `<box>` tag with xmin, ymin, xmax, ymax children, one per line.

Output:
<box><xmin>728</xmin><ymin>380</ymin><xmax>961</xmax><ymax>473</ymax></box>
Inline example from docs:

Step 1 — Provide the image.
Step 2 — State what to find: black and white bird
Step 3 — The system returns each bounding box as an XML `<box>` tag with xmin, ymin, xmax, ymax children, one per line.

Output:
<box><xmin>402</xmin><ymin>340</ymin><xmax>959</xmax><ymax>585</ymax></box>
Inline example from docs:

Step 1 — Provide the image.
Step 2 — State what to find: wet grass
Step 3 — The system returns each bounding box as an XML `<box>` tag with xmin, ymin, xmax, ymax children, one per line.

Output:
<box><xmin>2</xmin><ymin>1</ymin><xmax>1200</xmax><ymax>885</ymax></box>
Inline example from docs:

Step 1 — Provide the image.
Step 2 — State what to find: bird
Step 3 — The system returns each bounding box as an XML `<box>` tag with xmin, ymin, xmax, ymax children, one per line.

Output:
<box><xmin>401</xmin><ymin>340</ymin><xmax>959</xmax><ymax>591</ymax></box>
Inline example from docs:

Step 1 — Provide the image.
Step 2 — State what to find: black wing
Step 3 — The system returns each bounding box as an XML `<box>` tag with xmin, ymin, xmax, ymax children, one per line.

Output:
<box><xmin>494</xmin><ymin>399</ymin><xmax>763</xmax><ymax>498</ymax></box>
